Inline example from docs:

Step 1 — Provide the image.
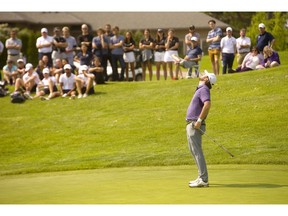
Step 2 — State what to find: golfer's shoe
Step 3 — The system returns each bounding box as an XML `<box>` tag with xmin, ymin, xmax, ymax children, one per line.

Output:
<box><xmin>189</xmin><ymin>178</ymin><xmax>209</xmax><ymax>188</ymax></box>
<box><xmin>189</xmin><ymin>177</ymin><xmax>200</xmax><ymax>185</ymax></box>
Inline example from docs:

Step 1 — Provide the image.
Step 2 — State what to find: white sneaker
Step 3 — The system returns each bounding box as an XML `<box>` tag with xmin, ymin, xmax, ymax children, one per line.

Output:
<box><xmin>78</xmin><ymin>94</ymin><xmax>83</xmax><ymax>99</ymax></box>
<box><xmin>24</xmin><ymin>92</ymin><xmax>33</xmax><ymax>100</ymax></box>
<box><xmin>186</xmin><ymin>75</ymin><xmax>192</xmax><ymax>79</ymax></box>
<box><xmin>189</xmin><ymin>178</ymin><xmax>209</xmax><ymax>188</ymax></box>
<box><xmin>83</xmin><ymin>93</ymin><xmax>88</xmax><ymax>98</ymax></box>
<box><xmin>62</xmin><ymin>93</ymin><xmax>67</xmax><ymax>98</ymax></box>
<box><xmin>189</xmin><ymin>177</ymin><xmax>200</xmax><ymax>185</ymax></box>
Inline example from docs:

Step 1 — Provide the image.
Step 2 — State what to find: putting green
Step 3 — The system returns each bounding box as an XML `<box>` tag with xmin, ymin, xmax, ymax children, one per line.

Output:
<box><xmin>0</xmin><ymin>165</ymin><xmax>287</xmax><ymax>204</ymax></box>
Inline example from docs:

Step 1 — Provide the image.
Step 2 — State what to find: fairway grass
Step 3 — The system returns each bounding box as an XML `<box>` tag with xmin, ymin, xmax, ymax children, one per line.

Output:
<box><xmin>0</xmin><ymin>164</ymin><xmax>287</xmax><ymax>204</ymax></box>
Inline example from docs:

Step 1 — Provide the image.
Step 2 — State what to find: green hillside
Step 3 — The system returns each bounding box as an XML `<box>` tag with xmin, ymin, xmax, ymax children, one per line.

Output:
<box><xmin>0</xmin><ymin>52</ymin><xmax>287</xmax><ymax>175</ymax></box>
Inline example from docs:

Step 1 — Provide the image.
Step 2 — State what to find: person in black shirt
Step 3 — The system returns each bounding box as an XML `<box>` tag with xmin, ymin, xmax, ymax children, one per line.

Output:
<box><xmin>77</xmin><ymin>24</ymin><xmax>94</xmax><ymax>53</ymax></box>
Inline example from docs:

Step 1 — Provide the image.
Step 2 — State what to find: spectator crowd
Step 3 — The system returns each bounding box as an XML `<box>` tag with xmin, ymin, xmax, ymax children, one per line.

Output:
<box><xmin>0</xmin><ymin>21</ymin><xmax>281</xmax><ymax>101</ymax></box>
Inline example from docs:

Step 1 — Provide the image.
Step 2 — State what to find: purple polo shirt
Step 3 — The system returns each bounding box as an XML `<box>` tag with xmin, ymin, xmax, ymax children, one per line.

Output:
<box><xmin>186</xmin><ymin>84</ymin><xmax>211</xmax><ymax>121</ymax></box>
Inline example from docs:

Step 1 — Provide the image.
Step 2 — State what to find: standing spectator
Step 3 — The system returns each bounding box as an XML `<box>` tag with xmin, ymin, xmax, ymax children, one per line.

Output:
<box><xmin>5</xmin><ymin>29</ymin><xmax>22</xmax><ymax>64</ymax></box>
<box><xmin>2</xmin><ymin>59</ymin><xmax>18</xmax><ymax>85</ymax></box>
<box><xmin>257</xmin><ymin>45</ymin><xmax>280</xmax><ymax>69</ymax></box>
<box><xmin>59</xmin><ymin>64</ymin><xmax>76</xmax><ymax>99</ymax></box>
<box><xmin>77</xmin><ymin>24</ymin><xmax>94</xmax><ymax>53</ymax></box>
<box><xmin>109</xmin><ymin>26</ymin><xmax>125</xmax><ymax>81</ymax></box>
<box><xmin>14</xmin><ymin>63</ymin><xmax>40</xmax><ymax>99</ymax></box>
<box><xmin>236</xmin><ymin>28</ymin><xmax>251</xmax><ymax>66</ymax></box>
<box><xmin>34</xmin><ymin>68</ymin><xmax>60</xmax><ymax>100</ymax></box>
<box><xmin>52</xmin><ymin>27</ymin><xmax>67</xmax><ymax>67</ymax></box>
<box><xmin>36</xmin><ymin>28</ymin><xmax>53</xmax><ymax>67</ymax></box>
<box><xmin>0</xmin><ymin>40</ymin><xmax>3</xmax><ymax>80</ymax></box>
<box><xmin>123</xmin><ymin>31</ymin><xmax>136</xmax><ymax>81</ymax></box>
<box><xmin>104</xmin><ymin>24</ymin><xmax>114</xmax><ymax>80</ymax></box>
<box><xmin>154</xmin><ymin>29</ymin><xmax>167</xmax><ymax>80</ymax></box>
<box><xmin>220</xmin><ymin>27</ymin><xmax>237</xmax><ymax>74</ymax></box>
<box><xmin>185</xmin><ymin>25</ymin><xmax>201</xmax><ymax>78</ymax></box>
<box><xmin>139</xmin><ymin>29</ymin><xmax>154</xmax><ymax>81</ymax></box>
<box><xmin>75</xmin><ymin>65</ymin><xmax>95</xmax><ymax>98</ymax></box>
<box><xmin>62</xmin><ymin>26</ymin><xmax>77</xmax><ymax>66</ymax></box>
<box><xmin>206</xmin><ymin>20</ymin><xmax>222</xmax><ymax>75</ymax></box>
<box><xmin>186</xmin><ymin>70</ymin><xmax>217</xmax><ymax>188</ymax></box>
<box><xmin>74</xmin><ymin>43</ymin><xmax>94</xmax><ymax>68</ymax></box>
<box><xmin>164</xmin><ymin>29</ymin><xmax>179</xmax><ymax>80</ymax></box>
<box><xmin>256</xmin><ymin>23</ymin><xmax>275</xmax><ymax>53</ymax></box>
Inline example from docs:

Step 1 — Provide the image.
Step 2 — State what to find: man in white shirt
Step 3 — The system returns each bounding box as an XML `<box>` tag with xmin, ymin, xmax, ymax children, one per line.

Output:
<box><xmin>59</xmin><ymin>64</ymin><xmax>76</xmax><ymax>99</ymax></box>
<box><xmin>236</xmin><ymin>28</ymin><xmax>251</xmax><ymax>66</ymax></box>
<box><xmin>14</xmin><ymin>63</ymin><xmax>40</xmax><ymax>99</ymax></box>
<box><xmin>220</xmin><ymin>27</ymin><xmax>237</xmax><ymax>74</ymax></box>
<box><xmin>36</xmin><ymin>28</ymin><xmax>54</xmax><ymax>67</ymax></box>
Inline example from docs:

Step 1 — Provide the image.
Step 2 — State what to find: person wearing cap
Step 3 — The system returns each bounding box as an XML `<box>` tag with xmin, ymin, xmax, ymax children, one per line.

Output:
<box><xmin>185</xmin><ymin>70</ymin><xmax>217</xmax><ymax>188</ymax></box>
<box><xmin>172</xmin><ymin>36</ymin><xmax>202</xmax><ymax>78</ymax></box>
<box><xmin>33</xmin><ymin>68</ymin><xmax>60</xmax><ymax>100</ymax></box>
<box><xmin>236</xmin><ymin>28</ymin><xmax>251</xmax><ymax>66</ymax></box>
<box><xmin>206</xmin><ymin>20</ymin><xmax>222</xmax><ymax>75</ymax></box>
<box><xmin>16</xmin><ymin>59</ymin><xmax>26</xmax><ymax>78</ymax></box>
<box><xmin>220</xmin><ymin>27</ymin><xmax>237</xmax><ymax>74</ymax></box>
<box><xmin>154</xmin><ymin>28</ymin><xmax>167</xmax><ymax>80</ymax></box>
<box><xmin>36</xmin><ymin>27</ymin><xmax>54</xmax><ymax>67</ymax></box>
<box><xmin>59</xmin><ymin>64</ymin><xmax>76</xmax><ymax>99</ymax></box>
<box><xmin>14</xmin><ymin>63</ymin><xmax>40</xmax><ymax>99</ymax></box>
<box><xmin>51</xmin><ymin>27</ymin><xmax>67</xmax><ymax>67</ymax></box>
<box><xmin>2</xmin><ymin>59</ymin><xmax>18</xmax><ymax>85</ymax></box>
<box><xmin>5</xmin><ymin>29</ymin><xmax>22</xmax><ymax>64</ymax></box>
<box><xmin>184</xmin><ymin>26</ymin><xmax>201</xmax><ymax>77</ymax></box>
<box><xmin>75</xmin><ymin>65</ymin><xmax>95</xmax><ymax>98</ymax></box>
<box><xmin>256</xmin><ymin>23</ymin><xmax>275</xmax><ymax>53</ymax></box>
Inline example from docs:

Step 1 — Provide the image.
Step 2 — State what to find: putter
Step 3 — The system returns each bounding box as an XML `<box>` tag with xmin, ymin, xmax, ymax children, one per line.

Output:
<box><xmin>198</xmin><ymin>128</ymin><xmax>235</xmax><ymax>158</ymax></box>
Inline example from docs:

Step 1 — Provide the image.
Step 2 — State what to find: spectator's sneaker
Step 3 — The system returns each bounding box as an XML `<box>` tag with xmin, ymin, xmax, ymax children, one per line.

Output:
<box><xmin>83</xmin><ymin>93</ymin><xmax>88</xmax><ymax>98</ymax></box>
<box><xmin>69</xmin><ymin>95</ymin><xmax>76</xmax><ymax>100</ymax></box>
<box><xmin>62</xmin><ymin>93</ymin><xmax>67</xmax><ymax>98</ymax></box>
<box><xmin>189</xmin><ymin>178</ymin><xmax>209</xmax><ymax>188</ymax></box>
<box><xmin>40</xmin><ymin>96</ymin><xmax>50</xmax><ymax>101</ymax></box>
<box><xmin>186</xmin><ymin>75</ymin><xmax>192</xmax><ymax>79</ymax></box>
<box><xmin>24</xmin><ymin>92</ymin><xmax>33</xmax><ymax>100</ymax></box>
<box><xmin>78</xmin><ymin>94</ymin><xmax>83</xmax><ymax>99</ymax></box>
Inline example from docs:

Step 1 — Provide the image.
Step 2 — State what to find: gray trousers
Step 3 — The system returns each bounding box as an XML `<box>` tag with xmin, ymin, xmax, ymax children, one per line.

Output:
<box><xmin>186</xmin><ymin>122</ymin><xmax>208</xmax><ymax>182</ymax></box>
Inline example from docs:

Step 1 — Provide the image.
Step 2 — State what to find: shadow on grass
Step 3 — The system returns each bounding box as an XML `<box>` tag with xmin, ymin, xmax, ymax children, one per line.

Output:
<box><xmin>212</xmin><ymin>183</ymin><xmax>288</xmax><ymax>188</ymax></box>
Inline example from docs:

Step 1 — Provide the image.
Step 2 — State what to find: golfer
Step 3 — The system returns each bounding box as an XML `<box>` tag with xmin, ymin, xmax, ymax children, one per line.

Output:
<box><xmin>186</xmin><ymin>70</ymin><xmax>216</xmax><ymax>187</ymax></box>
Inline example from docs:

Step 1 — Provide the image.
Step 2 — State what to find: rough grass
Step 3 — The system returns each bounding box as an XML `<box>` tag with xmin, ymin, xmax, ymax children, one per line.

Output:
<box><xmin>0</xmin><ymin>52</ymin><xmax>287</xmax><ymax>175</ymax></box>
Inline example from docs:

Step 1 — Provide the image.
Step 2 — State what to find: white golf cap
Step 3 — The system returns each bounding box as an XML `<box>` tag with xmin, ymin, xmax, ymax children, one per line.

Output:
<box><xmin>204</xmin><ymin>70</ymin><xmax>217</xmax><ymax>85</ymax></box>
<box><xmin>41</xmin><ymin>28</ymin><xmax>48</xmax><ymax>33</ymax></box>
<box><xmin>258</xmin><ymin>23</ymin><xmax>265</xmax><ymax>28</ymax></box>
<box><xmin>25</xmin><ymin>63</ymin><xmax>33</xmax><ymax>71</ymax></box>
<box><xmin>79</xmin><ymin>65</ymin><xmax>88</xmax><ymax>74</ymax></box>
<box><xmin>191</xmin><ymin>36</ymin><xmax>198</xmax><ymax>42</ymax></box>
<box><xmin>64</xmin><ymin>64</ymin><xmax>72</xmax><ymax>70</ymax></box>
<box><xmin>43</xmin><ymin>68</ymin><xmax>50</xmax><ymax>74</ymax></box>
<box><xmin>17</xmin><ymin>59</ymin><xmax>24</xmax><ymax>63</ymax></box>
<box><xmin>226</xmin><ymin>27</ymin><xmax>233</xmax><ymax>32</ymax></box>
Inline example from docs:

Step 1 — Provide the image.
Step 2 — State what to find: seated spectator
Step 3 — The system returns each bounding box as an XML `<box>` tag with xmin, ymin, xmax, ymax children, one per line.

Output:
<box><xmin>172</xmin><ymin>36</ymin><xmax>202</xmax><ymax>78</ymax></box>
<box><xmin>2</xmin><ymin>59</ymin><xmax>18</xmax><ymax>85</ymax></box>
<box><xmin>257</xmin><ymin>45</ymin><xmax>280</xmax><ymax>69</ymax></box>
<box><xmin>34</xmin><ymin>68</ymin><xmax>60</xmax><ymax>100</ymax></box>
<box><xmin>89</xmin><ymin>57</ymin><xmax>104</xmax><ymax>84</ymax></box>
<box><xmin>52</xmin><ymin>58</ymin><xmax>64</xmax><ymax>83</ymax></box>
<box><xmin>75</xmin><ymin>65</ymin><xmax>95</xmax><ymax>98</ymax></box>
<box><xmin>234</xmin><ymin>47</ymin><xmax>260</xmax><ymax>72</ymax></box>
<box><xmin>14</xmin><ymin>63</ymin><xmax>40</xmax><ymax>99</ymax></box>
<box><xmin>16</xmin><ymin>59</ymin><xmax>26</xmax><ymax>78</ymax></box>
<box><xmin>59</xmin><ymin>64</ymin><xmax>76</xmax><ymax>99</ymax></box>
<box><xmin>35</xmin><ymin>59</ymin><xmax>45</xmax><ymax>80</ymax></box>
<box><xmin>74</xmin><ymin>43</ymin><xmax>94</xmax><ymax>69</ymax></box>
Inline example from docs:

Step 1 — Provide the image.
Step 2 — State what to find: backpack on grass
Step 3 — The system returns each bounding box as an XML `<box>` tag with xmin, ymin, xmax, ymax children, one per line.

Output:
<box><xmin>11</xmin><ymin>92</ymin><xmax>26</xmax><ymax>103</ymax></box>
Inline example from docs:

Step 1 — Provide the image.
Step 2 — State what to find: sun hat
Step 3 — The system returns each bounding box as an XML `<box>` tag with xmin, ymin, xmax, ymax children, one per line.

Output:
<box><xmin>258</xmin><ymin>23</ymin><xmax>265</xmax><ymax>28</ymax></box>
<box><xmin>191</xmin><ymin>36</ymin><xmax>198</xmax><ymax>42</ymax></box>
<box><xmin>226</xmin><ymin>27</ymin><xmax>232</xmax><ymax>32</ymax></box>
<box><xmin>64</xmin><ymin>64</ymin><xmax>72</xmax><ymax>70</ymax></box>
<box><xmin>79</xmin><ymin>65</ymin><xmax>88</xmax><ymax>74</ymax></box>
<box><xmin>41</xmin><ymin>28</ymin><xmax>48</xmax><ymax>33</ymax></box>
<box><xmin>43</xmin><ymin>68</ymin><xmax>50</xmax><ymax>74</ymax></box>
<box><xmin>25</xmin><ymin>63</ymin><xmax>33</xmax><ymax>71</ymax></box>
